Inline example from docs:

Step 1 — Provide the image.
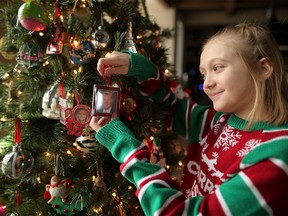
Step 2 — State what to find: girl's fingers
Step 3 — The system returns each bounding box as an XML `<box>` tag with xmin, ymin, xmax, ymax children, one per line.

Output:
<box><xmin>89</xmin><ymin>116</ymin><xmax>102</xmax><ymax>132</ymax></box>
<box><xmin>111</xmin><ymin>113</ymin><xmax>118</xmax><ymax>119</ymax></box>
<box><xmin>97</xmin><ymin>52</ymin><xmax>130</xmax><ymax>77</ymax></box>
<box><xmin>89</xmin><ymin>116</ymin><xmax>111</xmax><ymax>132</ymax></box>
<box><xmin>97</xmin><ymin>116</ymin><xmax>111</xmax><ymax>126</ymax></box>
<box><xmin>104</xmin><ymin>65</ymin><xmax>129</xmax><ymax>76</ymax></box>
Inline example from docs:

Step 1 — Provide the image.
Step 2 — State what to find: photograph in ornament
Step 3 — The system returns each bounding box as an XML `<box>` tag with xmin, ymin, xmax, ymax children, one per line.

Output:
<box><xmin>92</xmin><ymin>85</ymin><xmax>120</xmax><ymax>117</ymax></box>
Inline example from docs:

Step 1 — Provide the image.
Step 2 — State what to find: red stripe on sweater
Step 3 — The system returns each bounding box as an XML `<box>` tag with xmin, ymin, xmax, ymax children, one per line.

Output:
<box><xmin>200</xmin><ymin>192</ymin><xmax>227</xmax><ymax>216</ymax></box>
<box><xmin>139</xmin><ymin>68</ymin><xmax>165</xmax><ymax>95</ymax></box>
<box><xmin>135</xmin><ymin>171</ymin><xmax>180</xmax><ymax>194</ymax></box>
<box><xmin>120</xmin><ymin>145</ymin><xmax>180</xmax><ymax>192</ymax></box>
<box><xmin>166</xmin><ymin>100</ymin><xmax>177</xmax><ymax>128</ymax></box>
<box><xmin>186</xmin><ymin>101</ymin><xmax>193</xmax><ymax>136</ymax></box>
<box><xmin>243</xmin><ymin>159</ymin><xmax>288</xmax><ymax>215</ymax></box>
<box><xmin>205</xmin><ymin>108</ymin><xmax>219</xmax><ymax>131</ymax></box>
<box><xmin>160</xmin><ymin>195</ymin><xmax>187</xmax><ymax>216</ymax></box>
<box><xmin>120</xmin><ymin>146</ymin><xmax>151</xmax><ymax>173</ymax></box>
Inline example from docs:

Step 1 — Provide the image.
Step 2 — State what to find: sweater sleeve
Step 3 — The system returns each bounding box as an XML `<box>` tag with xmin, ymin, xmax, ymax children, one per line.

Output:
<box><xmin>122</xmin><ymin>50</ymin><xmax>172</xmax><ymax>103</ymax></box>
<box><xmin>96</xmin><ymin>118</ymin><xmax>202</xmax><ymax>215</ymax></box>
<box><xmin>121</xmin><ymin>51</ymin><xmax>220</xmax><ymax>141</ymax></box>
<box><xmin>96</xmin><ymin>119</ymin><xmax>288</xmax><ymax>215</ymax></box>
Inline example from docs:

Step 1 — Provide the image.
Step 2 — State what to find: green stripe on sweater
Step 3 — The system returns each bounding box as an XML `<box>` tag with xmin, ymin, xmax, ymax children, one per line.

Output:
<box><xmin>220</xmin><ymin>173</ymin><xmax>269</xmax><ymax>216</ymax></box>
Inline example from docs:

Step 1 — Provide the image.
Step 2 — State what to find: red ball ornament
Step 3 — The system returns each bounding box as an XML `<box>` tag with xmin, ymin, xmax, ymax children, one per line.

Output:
<box><xmin>120</xmin><ymin>91</ymin><xmax>138</xmax><ymax>119</ymax></box>
<box><xmin>72</xmin><ymin>208</ymin><xmax>76</xmax><ymax>212</ymax></box>
<box><xmin>54</xmin><ymin>204</ymin><xmax>59</xmax><ymax>208</ymax></box>
<box><xmin>63</xmin><ymin>208</ymin><xmax>68</xmax><ymax>213</ymax></box>
<box><xmin>17</xmin><ymin>1</ymin><xmax>50</xmax><ymax>31</ymax></box>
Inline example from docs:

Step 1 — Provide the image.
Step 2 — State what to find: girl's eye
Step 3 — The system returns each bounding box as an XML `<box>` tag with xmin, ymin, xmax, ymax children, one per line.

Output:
<box><xmin>213</xmin><ymin>65</ymin><xmax>222</xmax><ymax>71</ymax></box>
<box><xmin>200</xmin><ymin>73</ymin><xmax>206</xmax><ymax>80</ymax></box>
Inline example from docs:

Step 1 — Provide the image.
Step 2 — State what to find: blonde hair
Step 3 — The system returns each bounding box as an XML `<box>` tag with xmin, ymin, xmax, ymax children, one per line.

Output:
<box><xmin>204</xmin><ymin>23</ymin><xmax>288</xmax><ymax>127</ymax></box>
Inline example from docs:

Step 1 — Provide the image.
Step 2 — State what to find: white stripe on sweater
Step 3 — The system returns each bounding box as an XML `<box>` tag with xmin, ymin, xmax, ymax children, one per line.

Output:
<box><xmin>138</xmin><ymin>179</ymin><xmax>170</xmax><ymax>202</ymax></box>
<box><xmin>163</xmin><ymin>91</ymin><xmax>171</xmax><ymax>102</ymax></box>
<box><xmin>182</xmin><ymin>199</ymin><xmax>203</xmax><ymax>216</ymax></box>
<box><xmin>215</xmin><ymin>189</ymin><xmax>232</xmax><ymax>216</ymax></box>
<box><xmin>263</xmin><ymin>128</ymin><xmax>288</xmax><ymax>133</ymax></box>
<box><xmin>153</xmin><ymin>191</ymin><xmax>183</xmax><ymax>216</ymax></box>
<box><xmin>240</xmin><ymin>135</ymin><xmax>288</xmax><ymax>169</ymax></box>
<box><xmin>270</xmin><ymin>158</ymin><xmax>288</xmax><ymax>175</ymax></box>
<box><xmin>137</xmin><ymin>69</ymin><xmax>161</xmax><ymax>84</ymax></box>
<box><xmin>182</xmin><ymin>199</ymin><xmax>190</xmax><ymax>216</ymax></box>
<box><xmin>137</xmin><ymin>168</ymin><xmax>166</xmax><ymax>188</ymax></box>
<box><xmin>239</xmin><ymin>172</ymin><xmax>273</xmax><ymax>215</ymax></box>
<box><xmin>121</xmin><ymin>157</ymin><xmax>139</xmax><ymax>177</ymax></box>
<box><xmin>186</xmin><ymin>103</ymin><xmax>197</xmax><ymax>139</ymax></box>
<box><xmin>185</xmin><ymin>104</ymin><xmax>191</xmax><ymax>140</ymax></box>
<box><xmin>123</xmin><ymin>142</ymin><xmax>147</xmax><ymax>163</ymax></box>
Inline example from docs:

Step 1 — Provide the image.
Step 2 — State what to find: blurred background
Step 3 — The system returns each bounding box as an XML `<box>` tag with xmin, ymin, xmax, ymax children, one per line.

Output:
<box><xmin>0</xmin><ymin>1</ymin><xmax>287</xmax><ymax>215</ymax></box>
<box><xmin>148</xmin><ymin>0</ymin><xmax>288</xmax><ymax>104</ymax></box>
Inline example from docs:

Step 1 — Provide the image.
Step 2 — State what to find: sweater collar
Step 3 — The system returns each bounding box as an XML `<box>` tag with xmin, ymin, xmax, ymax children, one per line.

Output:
<box><xmin>227</xmin><ymin>114</ymin><xmax>272</xmax><ymax>131</ymax></box>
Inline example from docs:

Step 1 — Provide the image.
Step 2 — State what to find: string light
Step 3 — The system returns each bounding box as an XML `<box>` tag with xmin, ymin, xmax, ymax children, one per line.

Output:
<box><xmin>80</xmin><ymin>0</ymin><xmax>87</xmax><ymax>7</ymax></box>
<box><xmin>93</xmin><ymin>207</ymin><xmax>103</xmax><ymax>213</ymax></box>
<box><xmin>66</xmin><ymin>150</ymin><xmax>73</xmax><ymax>155</ymax></box>
<box><xmin>3</xmin><ymin>73</ymin><xmax>9</xmax><ymax>79</ymax></box>
<box><xmin>37</xmin><ymin>176</ymin><xmax>41</xmax><ymax>183</ymax></box>
<box><xmin>44</xmin><ymin>152</ymin><xmax>51</xmax><ymax>157</ymax></box>
<box><xmin>66</xmin><ymin>92</ymin><xmax>72</xmax><ymax>98</ymax></box>
<box><xmin>72</xmin><ymin>39</ymin><xmax>80</xmax><ymax>48</ymax></box>
<box><xmin>43</xmin><ymin>60</ymin><xmax>49</xmax><ymax>66</ymax></box>
<box><xmin>78</xmin><ymin>66</ymin><xmax>83</xmax><ymax>73</ymax></box>
<box><xmin>164</xmin><ymin>68</ymin><xmax>173</xmax><ymax>77</ymax></box>
<box><xmin>0</xmin><ymin>116</ymin><xmax>8</xmax><ymax>121</ymax></box>
<box><xmin>7</xmin><ymin>97</ymin><xmax>12</xmax><ymax>103</ymax></box>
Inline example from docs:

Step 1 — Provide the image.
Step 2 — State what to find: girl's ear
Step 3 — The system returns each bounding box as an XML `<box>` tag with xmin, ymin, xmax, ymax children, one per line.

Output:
<box><xmin>258</xmin><ymin>57</ymin><xmax>273</xmax><ymax>80</ymax></box>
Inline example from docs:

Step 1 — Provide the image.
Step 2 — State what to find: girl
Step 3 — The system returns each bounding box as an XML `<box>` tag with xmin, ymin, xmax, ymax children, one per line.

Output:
<box><xmin>90</xmin><ymin>23</ymin><xmax>288</xmax><ymax>215</ymax></box>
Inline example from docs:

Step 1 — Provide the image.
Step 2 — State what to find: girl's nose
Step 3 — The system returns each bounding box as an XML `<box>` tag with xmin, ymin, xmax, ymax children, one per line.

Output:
<box><xmin>203</xmin><ymin>73</ymin><xmax>215</xmax><ymax>90</ymax></box>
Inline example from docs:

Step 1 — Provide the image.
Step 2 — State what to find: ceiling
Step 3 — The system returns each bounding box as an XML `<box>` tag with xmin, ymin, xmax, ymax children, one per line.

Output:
<box><xmin>163</xmin><ymin>0</ymin><xmax>288</xmax><ymax>14</ymax></box>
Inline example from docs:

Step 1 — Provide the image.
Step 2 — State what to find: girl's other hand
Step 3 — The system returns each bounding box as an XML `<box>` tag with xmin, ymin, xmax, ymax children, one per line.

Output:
<box><xmin>89</xmin><ymin>113</ymin><xmax>118</xmax><ymax>132</ymax></box>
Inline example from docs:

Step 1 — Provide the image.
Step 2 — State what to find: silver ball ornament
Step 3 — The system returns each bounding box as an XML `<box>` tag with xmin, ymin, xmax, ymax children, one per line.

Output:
<box><xmin>91</xmin><ymin>26</ymin><xmax>110</xmax><ymax>49</ymax></box>
<box><xmin>1</xmin><ymin>144</ymin><xmax>34</xmax><ymax>179</ymax></box>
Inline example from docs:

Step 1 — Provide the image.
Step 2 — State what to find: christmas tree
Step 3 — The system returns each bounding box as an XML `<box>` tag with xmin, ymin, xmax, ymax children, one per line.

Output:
<box><xmin>0</xmin><ymin>0</ymin><xmax>185</xmax><ymax>215</ymax></box>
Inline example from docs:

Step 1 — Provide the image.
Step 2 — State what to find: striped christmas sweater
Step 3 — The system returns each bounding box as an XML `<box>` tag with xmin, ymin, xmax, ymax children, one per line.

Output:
<box><xmin>96</xmin><ymin>51</ymin><xmax>288</xmax><ymax>216</ymax></box>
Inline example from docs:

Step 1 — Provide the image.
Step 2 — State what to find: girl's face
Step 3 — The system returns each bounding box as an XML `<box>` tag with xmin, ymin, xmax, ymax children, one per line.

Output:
<box><xmin>199</xmin><ymin>38</ymin><xmax>255</xmax><ymax>120</ymax></box>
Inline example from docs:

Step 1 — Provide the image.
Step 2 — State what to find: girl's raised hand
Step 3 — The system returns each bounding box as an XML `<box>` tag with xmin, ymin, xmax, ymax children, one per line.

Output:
<box><xmin>97</xmin><ymin>51</ymin><xmax>130</xmax><ymax>78</ymax></box>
